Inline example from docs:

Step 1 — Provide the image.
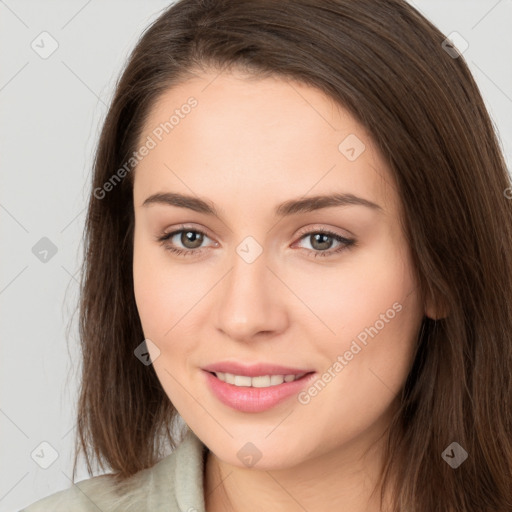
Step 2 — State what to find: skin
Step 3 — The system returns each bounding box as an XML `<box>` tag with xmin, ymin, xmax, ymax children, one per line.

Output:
<box><xmin>132</xmin><ymin>69</ymin><xmax>438</xmax><ymax>512</ymax></box>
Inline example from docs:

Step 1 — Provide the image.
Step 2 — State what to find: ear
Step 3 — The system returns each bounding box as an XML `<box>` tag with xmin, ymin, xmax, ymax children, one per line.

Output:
<box><xmin>424</xmin><ymin>288</ymin><xmax>450</xmax><ymax>320</ymax></box>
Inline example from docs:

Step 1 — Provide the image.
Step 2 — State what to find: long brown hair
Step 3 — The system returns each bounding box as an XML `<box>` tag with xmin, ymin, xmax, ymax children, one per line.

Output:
<box><xmin>73</xmin><ymin>1</ymin><xmax>512</xmax><ymax>510</ymax></box>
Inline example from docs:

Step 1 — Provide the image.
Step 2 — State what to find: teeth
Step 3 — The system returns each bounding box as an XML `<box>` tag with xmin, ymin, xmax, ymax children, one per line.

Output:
<box><xmin>215</xmin><ymin>372</ymin><xmax>307</xmax><ymax>387</ymax></box>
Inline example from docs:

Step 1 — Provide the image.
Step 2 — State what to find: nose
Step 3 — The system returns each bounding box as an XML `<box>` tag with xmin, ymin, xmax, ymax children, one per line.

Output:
<box><xmin>214</xmin><ymin>247</ymin><xmax>289</xmax><ymax>342</ymax></box>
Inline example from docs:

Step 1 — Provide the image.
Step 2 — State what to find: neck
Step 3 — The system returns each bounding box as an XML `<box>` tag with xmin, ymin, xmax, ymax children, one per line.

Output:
<box><xmin>203</xmin><ymin>419</ymin><xmax>395</xmax><ymax>512</ymax></box>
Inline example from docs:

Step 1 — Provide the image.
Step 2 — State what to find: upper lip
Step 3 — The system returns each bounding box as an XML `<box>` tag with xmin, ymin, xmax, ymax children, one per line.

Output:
<box><xmin>202</xmin><ymin>361</ymin><xmax>315</xmax><ymax>377</ymax></box>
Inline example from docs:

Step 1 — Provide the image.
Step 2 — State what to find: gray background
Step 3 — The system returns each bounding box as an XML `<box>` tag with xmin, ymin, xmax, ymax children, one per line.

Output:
<box><xmin>1</xmin><ymin>1</ymin><xmax>511</xmax><ymax>510</ymax></box>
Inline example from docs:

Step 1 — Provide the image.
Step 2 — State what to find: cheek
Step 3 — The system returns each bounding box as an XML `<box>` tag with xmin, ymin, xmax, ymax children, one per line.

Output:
<box><xmin>132</xmin><ymin>236</ymin><xmax>195</xmax><ymax>406</ymax></box>
<box><xmin>132</xmin><ymin>231</ymin><xmax>208</xmax><ymax>368</ymax></box>
<box><xmin>295</xmin><ymin>258</ymin><xmax>421</xmax><ymax>444</ymax></box>
<box><xmin>323</xmin><ymin>245</ymin><xmax>421</xmax><ymax>399</ymax></box>
<box><xmin>287</xmin><ymin>235</ymin><xmax>418</xmax><ymax>339</ymax></box>
<box><xmin>132</xmin><ymin>228</ymin><xmax>181</xmax><ymax>341</ymax></box>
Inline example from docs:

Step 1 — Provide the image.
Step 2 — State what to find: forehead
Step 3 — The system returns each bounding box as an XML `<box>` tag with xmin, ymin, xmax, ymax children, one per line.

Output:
<box><xmin>133</xmin><ymin>70</ymin><xmax>396</xmax><ymax>218</ymax></box>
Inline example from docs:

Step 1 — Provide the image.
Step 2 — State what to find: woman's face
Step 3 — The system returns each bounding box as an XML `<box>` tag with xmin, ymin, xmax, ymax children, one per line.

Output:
<box><xmin>132</xmin><ymin>69</ymin><xmax>428</xmax><ymax>470</ymax></box>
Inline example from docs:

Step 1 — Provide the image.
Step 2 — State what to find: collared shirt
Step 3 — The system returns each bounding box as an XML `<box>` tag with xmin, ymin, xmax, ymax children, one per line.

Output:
<box><xmin>20</xmin><ymin>428</ymin><xmax>209</xmax><ymax>512</ymax></box>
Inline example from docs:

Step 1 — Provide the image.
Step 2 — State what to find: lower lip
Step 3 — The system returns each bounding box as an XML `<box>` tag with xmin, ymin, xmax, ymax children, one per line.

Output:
<box><xmin>203</xmin><ymin>370</ymin><xmax>317</xmax><ymax>413</ymax></box>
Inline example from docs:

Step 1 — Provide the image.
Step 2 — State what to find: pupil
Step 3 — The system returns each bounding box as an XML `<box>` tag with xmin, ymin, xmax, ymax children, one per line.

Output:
<box><xmin>313</xmin><ymin>233</ymin><xmax>332</xmax><ymax>250</ymax></box>
<box><xmin>183</xmin><ymin>231</ymin><xmax>203</xmax><ymax>248</ymax></box>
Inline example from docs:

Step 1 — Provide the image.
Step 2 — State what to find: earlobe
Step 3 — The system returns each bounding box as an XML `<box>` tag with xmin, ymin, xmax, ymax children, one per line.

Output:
<box><xmin>424</xmin><ymin>291</ymin><xmax>450</xmax><ymax>320</ymax></box>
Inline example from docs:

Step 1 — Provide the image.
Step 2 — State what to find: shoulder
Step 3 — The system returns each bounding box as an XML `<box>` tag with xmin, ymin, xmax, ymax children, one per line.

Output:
<box><xmin>20</xmin><ymin>429</ymin><xmax>208</xmax><ymax>512</ymax></box>
<box><xmin>18</xmin><ymin>471</ymin><xmax>135</xmax><ymax>512</ymax></box>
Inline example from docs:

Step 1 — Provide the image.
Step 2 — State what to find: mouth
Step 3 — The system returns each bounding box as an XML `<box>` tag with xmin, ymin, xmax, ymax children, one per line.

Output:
<box><xmin>203</xmin><ymin>369</ymin><xmax>317</xmax><ymax>413</ymax></box>
<box><xmin>206</xmin><ymin>370</ymin><xmax>314</xmax><ymax>388</ymax></box>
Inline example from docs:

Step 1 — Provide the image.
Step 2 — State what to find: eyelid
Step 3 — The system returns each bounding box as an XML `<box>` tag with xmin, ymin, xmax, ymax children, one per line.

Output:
<box><xmin>161</xmin><ymin>223</ymin><xmax>216</xmax><ymax>243</ymax></box>
<box><xmin>160</xmin><ymin>223</ymin><xmax>351</xmax><ymax>245</ymax></box>
<box><xmin>158</xmin><ymin>227</ymin><xmax>355</xmax><ymax>261</ymax></box>
<box><xmin>294</xmin><ymin>223</ymin><xmax>353</xmax><ymax>240</ymax></box>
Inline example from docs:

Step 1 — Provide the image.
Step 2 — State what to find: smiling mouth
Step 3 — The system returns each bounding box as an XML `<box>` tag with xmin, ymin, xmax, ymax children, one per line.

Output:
<box><xmin>207</xmin><ymin>371</ymin><xmax>315</xmax><ymax>388</ymax></box>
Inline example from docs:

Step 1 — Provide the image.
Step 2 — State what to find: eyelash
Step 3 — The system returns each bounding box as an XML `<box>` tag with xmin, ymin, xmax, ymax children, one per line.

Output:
<box><xmin>156</xmin><ymin>224</ymin><xmax>356</xmax><ymax>259</ymax></box>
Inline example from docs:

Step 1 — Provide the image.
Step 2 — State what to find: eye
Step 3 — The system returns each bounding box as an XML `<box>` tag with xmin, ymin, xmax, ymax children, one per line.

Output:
<box><xmin>156</xmin><ymin>225</ymin><xmax>215</xmax><ymax>257</ymax></box>
<box><xmin>155</xmin><ymin>225</ymin><xmax>356</xmax><ymax>259</ymax></box>
<box><xmin>293</xmin><ymin>229</ymin><xmax>356</xmax><ymax>258</ymax></box>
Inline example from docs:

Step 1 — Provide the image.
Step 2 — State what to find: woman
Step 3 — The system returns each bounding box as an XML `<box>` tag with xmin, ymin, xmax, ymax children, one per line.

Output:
<box><xmin>21</xmin><ymin>0</ymin><xmax>512</xmax><ymax>511</ymax></box>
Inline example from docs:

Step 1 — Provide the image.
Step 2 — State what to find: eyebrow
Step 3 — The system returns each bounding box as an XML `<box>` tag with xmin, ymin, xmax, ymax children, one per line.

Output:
<box><xmin>142</xmin><ymin>192</ymin><xmax>383</xmax><ymax>217</ymax></box>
